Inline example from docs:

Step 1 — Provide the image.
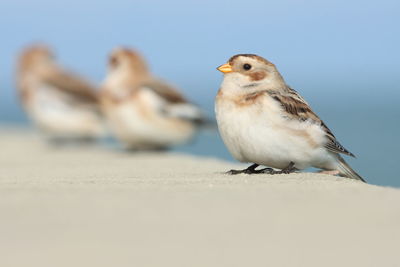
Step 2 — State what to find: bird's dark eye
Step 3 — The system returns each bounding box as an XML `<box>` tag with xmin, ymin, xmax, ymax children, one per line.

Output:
<box><xmin>110</xmin><ymin>56</ymin><xmax>118</xmax><ymax>67</ymax></box>
<box><xmin>243</xmin><ymin>63</ymin><xmax>252</xmax><ymax>70</ymax></box>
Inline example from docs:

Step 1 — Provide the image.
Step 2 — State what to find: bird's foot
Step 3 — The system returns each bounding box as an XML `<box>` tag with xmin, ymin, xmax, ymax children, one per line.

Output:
<box><xmin>227</xmin><ymin>162</ymin><xmax>296</xmax><ymax>175</ymax></box>
<box><xmin>266</xmin><ymin>162</ymin><xmax>297</xmax><ymax>175</ymax></box>
<box><xmin>227</xmin><ymin>169</ymin><xmax>245</xmax><ymax>175</ymax></box>
<box><xmin>257</xmin><ymin>167</ymin><xmax>275</xmax><ymax>174</ymax></box>
<box><xmin>227</xmin><ymin>163</ymin><xmax>266</xmax><ymax>175</ymax></box>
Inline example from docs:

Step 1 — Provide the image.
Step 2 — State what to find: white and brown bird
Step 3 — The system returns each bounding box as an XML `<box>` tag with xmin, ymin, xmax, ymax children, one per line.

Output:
<box><xmin>100</xmin><ymin>48</ymin><xmax>204</xmax><ymax>150</ymax></box>
<box><xmin>215</xmin><ymin>54</ymin><xmax>365</xmax><ymax>182</ymax></box>
<box><xmin>16</xmin><ymin>45</ymin><xmax>105</xmax><ymax>141</ymax></box>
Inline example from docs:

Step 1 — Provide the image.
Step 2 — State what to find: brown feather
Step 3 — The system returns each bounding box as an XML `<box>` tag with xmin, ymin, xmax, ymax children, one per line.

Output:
<box><xmin>267</xmin><ymin>87</ymin><xmax>355</xmax><ymax>157</ymax></box>
<box><xmin>142</xmin><ymin>79</ymin><xmax>187</xmax><ymax>104</ymax></box>
<box><xmin>44</xmin><ymin>70</ymin><xmax>99</xmax><ymax>104</ymax></box>
<box><xmin>249</xmin><ymin>71</ymin><xmax>267</xmax><ymax>81</ymax></box>
<box><xmin>228</xmin><ymin>54</ymin><xmax>274</xmax><ymax>66</ymax></box>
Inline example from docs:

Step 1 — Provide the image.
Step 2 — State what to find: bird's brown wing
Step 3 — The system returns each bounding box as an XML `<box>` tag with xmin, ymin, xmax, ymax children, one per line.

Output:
<box><xmin>142</xmin><ymin>79</ymin><xmax>187</xmax><ymax>104</ymax></box>
<box><xmin>43</xmin><ymin>70</ymin><xmax>99</xmax><ymax>103</ymax></box>
<box><xmin>140</xmin><ymin>79</ymin><xmax>208</xmax><ymax>124</ymax></box>
<box><xmin>267</xmin><ymin>87</ymin><xmax>355</xmax><ymax>157</ymax></box>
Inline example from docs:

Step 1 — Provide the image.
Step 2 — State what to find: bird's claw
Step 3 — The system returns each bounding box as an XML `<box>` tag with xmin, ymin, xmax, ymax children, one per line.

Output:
<box><xmin>227</xmin><ymin>169</ymin><xmax>243</xmax><ymax>175</ymax></box>
<box><xmin>227</xmin><ymin>162</ymin><xmax>296</xmax><ymax>175</ymax></box>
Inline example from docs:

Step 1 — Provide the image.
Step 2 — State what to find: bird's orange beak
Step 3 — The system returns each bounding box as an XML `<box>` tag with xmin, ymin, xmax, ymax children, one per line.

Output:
<box><xmin>217</xmin><ymin>63</ymin><xmax>233</xmax><ymax>73</ymax></box>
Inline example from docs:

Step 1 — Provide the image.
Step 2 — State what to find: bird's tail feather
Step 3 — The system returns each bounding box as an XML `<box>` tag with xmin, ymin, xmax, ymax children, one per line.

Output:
<box><xmin>337</xmin><ymin>156</ymin><xmax>366</xmax><ymax>183</ymax></box>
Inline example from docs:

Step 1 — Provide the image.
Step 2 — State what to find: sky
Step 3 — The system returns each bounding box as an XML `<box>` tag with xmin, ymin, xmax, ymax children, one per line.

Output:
<box><xmin>0</xmin><ymin>0</ymin><xmax>399</xmax><ymax>185</ymax></box>
<box><xmin>1</xmin><ymin>0</ymin><xmax>399</xmax><ymax>121</ymax></box>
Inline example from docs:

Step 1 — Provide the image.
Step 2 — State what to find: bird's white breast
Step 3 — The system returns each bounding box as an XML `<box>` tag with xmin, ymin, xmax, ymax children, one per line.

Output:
<box><xmin>28</xmin><ymin>84</ymin><xmax>104</xmax><ymax>137</ymax></box>
<box><xmin>215</xmin><ymin>90</ymin><xmax>330</xmax><ymax>170</ymax></box>
<box><xmin>104</xmin><ymin>88</ymin><xmax>195</xmax><ymax>149</ymax></box>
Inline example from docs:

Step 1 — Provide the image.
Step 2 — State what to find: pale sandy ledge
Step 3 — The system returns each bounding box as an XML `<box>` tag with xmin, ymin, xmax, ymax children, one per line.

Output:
<box><xmin>0</xmin><ymin>129</ymin><xmax>399</xmax><ymax>267</ymax></box>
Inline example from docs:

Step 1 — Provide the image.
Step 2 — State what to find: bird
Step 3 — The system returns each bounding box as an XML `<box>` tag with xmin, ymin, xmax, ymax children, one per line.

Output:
<box><xmin>100</xmin><ymin>47</ymin><xmax>205</xmax><ymax>150</ymax></box>
<box><xmin>215</xmin><ymin>54</ymin><xmax>365</xmax><ymax>182</ymax></box>
<box><xmin>16</xmin><ymin>44</ymin><xmax>105</xmax><ymax>142</ymax></box>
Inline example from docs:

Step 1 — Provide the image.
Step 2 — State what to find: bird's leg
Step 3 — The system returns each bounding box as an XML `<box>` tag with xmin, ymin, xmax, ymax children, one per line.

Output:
<box><xmin>227</xmin><ymin>163</ymin><xmax>262</xmax><ymax>175</ymax></box>
<box><xmin>281</xmin><ymin>161</ymin><xmax>297</xmax><ymax>174</ymax></box>
<box><xmin>266</xmin><ymin>161</ymin><xmax>297</xmax><ymax>175</ymax></box>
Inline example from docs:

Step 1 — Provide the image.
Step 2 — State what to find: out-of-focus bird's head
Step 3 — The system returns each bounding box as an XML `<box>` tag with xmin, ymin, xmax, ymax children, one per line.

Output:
<box><xmin>108</xmin><ymin>48</ymin><xmax>149</xmax><ymax>78</ymax></box>
<box><xmin>217</xmin><ymin>54</ymin><xmax>285</xmax><ymax>90</ymax></box>
<box><xmin>18</xmin><ymin>45</ymin><xmax>55</xmax><ymax>73</ymax></box>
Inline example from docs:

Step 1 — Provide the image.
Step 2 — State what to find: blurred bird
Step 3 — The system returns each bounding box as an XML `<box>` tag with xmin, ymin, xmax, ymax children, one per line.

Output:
<box><xmin>100</xmin><ymin>48</ymin><xmax>205</xmax><ymax>150</ymax></box>
<box><xmin>215</xmin><ymin>54</ymin><xmax>365</xmax><ymax>182</ymax></box>
<box><xmin>16</xmin><ymin>45</ymin><xmax>105</xmax><ymax>142</ymax></box>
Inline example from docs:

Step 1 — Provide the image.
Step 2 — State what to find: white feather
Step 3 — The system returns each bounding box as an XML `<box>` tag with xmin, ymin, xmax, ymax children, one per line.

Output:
<box><xmin>28</xmin><ymin>84</ymin><xmax>105</xmax><ymax>138</ymax></box>
<box><xmin>216</xmin><ymin>78</ymin><xmax>337</xmax><ymax>170</ymax></box>
<box><xmin>104</xmin><ymin>88</ymin><xmax>196</xmax><ymax>149</ymax></box>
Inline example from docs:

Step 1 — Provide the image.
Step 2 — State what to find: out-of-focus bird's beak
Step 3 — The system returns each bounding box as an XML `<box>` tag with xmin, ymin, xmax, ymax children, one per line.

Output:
<box><xmin>217</xmin><ymin>63</ymin><xmax>233</xmax><ymax>73</ymax></box>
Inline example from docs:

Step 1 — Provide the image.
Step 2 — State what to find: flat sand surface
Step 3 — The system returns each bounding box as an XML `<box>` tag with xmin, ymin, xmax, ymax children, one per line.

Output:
<box><xmin>0</xmin><ymin>129</ymin><xmax>399</xmax><ymax>267</ymax></box>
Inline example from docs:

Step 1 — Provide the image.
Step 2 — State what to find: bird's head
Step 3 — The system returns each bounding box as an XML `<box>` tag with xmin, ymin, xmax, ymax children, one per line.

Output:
<box><xmin>18</xmin><ymin>44</ymin><xmax>55</xmax><ymax>73</ymax></box>
<box><xmin>108</xmin><ymin>47</ymin><xmax>149</xmax><ymax>78</ymax></box>
<box><xmin>217</xmin><ymin>54</ymin><xmax>285</xmax><ymax>92</ymax></box>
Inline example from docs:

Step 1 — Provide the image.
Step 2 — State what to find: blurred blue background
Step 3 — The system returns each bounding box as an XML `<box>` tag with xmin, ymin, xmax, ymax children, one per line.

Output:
<box><xmin>1</xmin><ymin>0</ymin><xmax>399</xmax><ymax>186</ymax></box>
